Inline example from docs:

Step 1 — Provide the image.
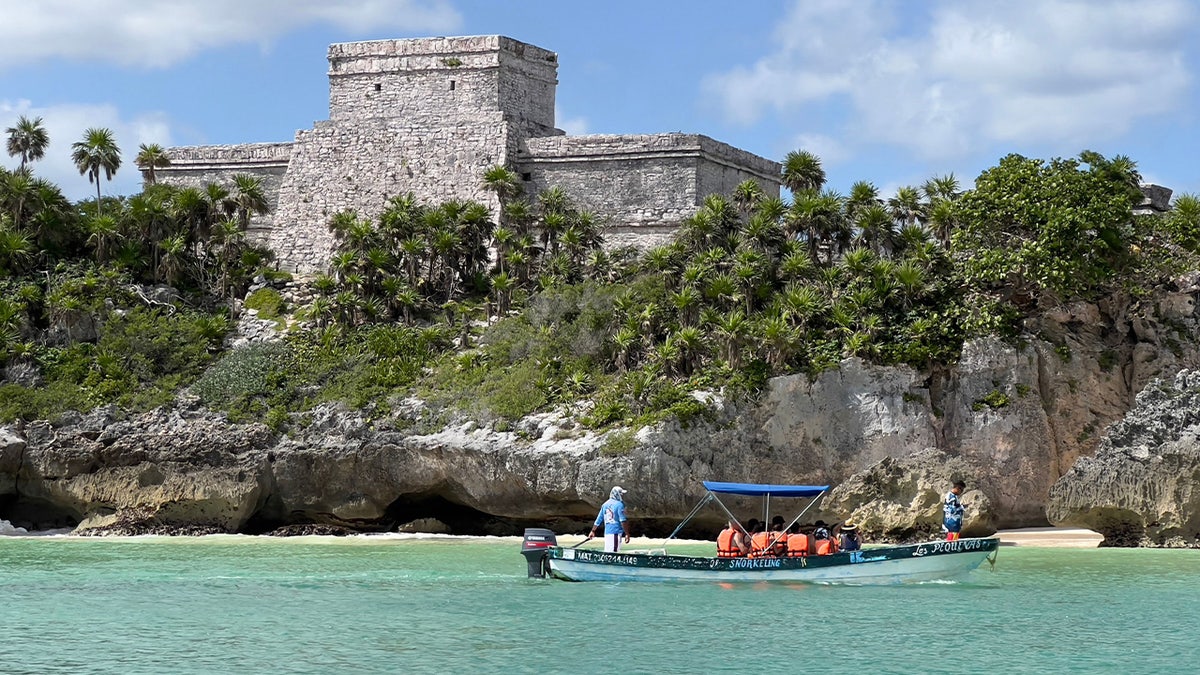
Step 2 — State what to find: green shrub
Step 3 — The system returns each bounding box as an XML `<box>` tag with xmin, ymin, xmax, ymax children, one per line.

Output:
<box><xmin>972</xmin><ymin>389</ymin><xmax>1012</xmax><ymax>412</ymax></box>
<box><xmin>192</xmin><ymin>342</ymin><xmax>293</xmax><ymax>411</ymax></box>
<box><xmin>245</xmin><ymin>288</ymin><xmax>286</xmax><ymax>328</ymax></box>
<box><xmin>600</xmin><ymin>429</ymin><xmax>637</xmax><ymax>456</ymax></box>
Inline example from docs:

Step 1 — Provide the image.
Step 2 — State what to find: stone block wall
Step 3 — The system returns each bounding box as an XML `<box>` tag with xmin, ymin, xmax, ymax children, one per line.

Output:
<box><xmin>267</xmin><ymin>113</ymin><xmax>512</xmax><ymax>272</ymax></box>
<box><xmin>153</xmin><ymin>143</ymin><xmax>292</xmax><ymax>240</ymax></box>
<box><xmin>519</xmin><ymin>133</ymin><xmax>781</xmax><ymax>248</ymax></box>
<box><xmin>327</xmin><ymin>35</ymin><xmax>557</xmax><ymax>131</ymax></box>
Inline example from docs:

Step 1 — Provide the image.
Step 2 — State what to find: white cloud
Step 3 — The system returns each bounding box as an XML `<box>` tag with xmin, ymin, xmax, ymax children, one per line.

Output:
<box><xmin>2</xmin><ymin>99</ymin><xmax>173</xmax><ymax>200</ymax></box>
<box><xmin>0</xmin><ymin>0</ymin><xmax>461</xmax><ymax>70</ymax></box>
<box><xmin>786</xmin><ymin>133</ymin><xmax>849</xmax><ymax>165</ymax></box>
<box><xmin>555</xmin><ymin>104</ymin><xmax>589</xmax><ymax>136</ymax></box>
<box><xmin>704</xmin><ymin>0</ymin><xmax>1193</xmax><ymax>161</ymax></box>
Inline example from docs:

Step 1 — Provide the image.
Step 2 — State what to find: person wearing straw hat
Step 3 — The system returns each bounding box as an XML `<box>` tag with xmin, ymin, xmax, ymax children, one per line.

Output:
<box><xmin>588</xmin><ymin>486</ymin><xmax>630</xmax><ymax>553</ymax></box>
<box><xmin>838</xmin><ymin>521</ymin><xmax>862</xmax><ymax>551</ymax></box>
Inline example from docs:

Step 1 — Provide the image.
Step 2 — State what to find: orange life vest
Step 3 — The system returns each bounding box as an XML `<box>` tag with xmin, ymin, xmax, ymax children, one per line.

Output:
<box><xmin>786</xmin><ymin>533</ymin><xmax>809</xmax><ymax>557</ymax></box>
<box><xmin>749</xmin><ymin>531</ymin><xmax>774</xmax><ymax>557</ymax></box>
<box><xmin>768</xmin><ymin>530</ymin><xmax>787</xmax><ymax>556</ymax></box>
<box><xmin>717</xmin><ymin>528</ymin><xmax>742</xmax><ymax>558</ymax></box>
<box><xmin>816</xmin><ymin>539</ymin><xmax>837</xmax><ymax>555</ymax></box>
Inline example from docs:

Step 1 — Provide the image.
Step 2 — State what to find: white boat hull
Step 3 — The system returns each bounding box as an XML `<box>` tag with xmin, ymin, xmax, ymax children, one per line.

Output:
<box><xmin>547</xmin><ymin>538</ymin><xmax>999</xmax><ymax>584</ymax></box>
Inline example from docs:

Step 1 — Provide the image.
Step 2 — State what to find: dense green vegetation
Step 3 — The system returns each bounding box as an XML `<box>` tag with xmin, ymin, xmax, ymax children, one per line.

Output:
<box><xmin>4</xmin><ymin>112</ymin><xmax>1200</xmax><ymax>431</ymax></box>
<box><xmin>0</xmin><ymin>120</ymin><xmax>280</xmax><ymax>422</ymax></box>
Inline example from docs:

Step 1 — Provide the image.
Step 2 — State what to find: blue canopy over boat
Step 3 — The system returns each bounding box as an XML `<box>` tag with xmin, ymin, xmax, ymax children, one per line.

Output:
<box><xmin>702</xmin><ymin>481</ymin><xmax>829</xmax><ymax>497</ymax></box>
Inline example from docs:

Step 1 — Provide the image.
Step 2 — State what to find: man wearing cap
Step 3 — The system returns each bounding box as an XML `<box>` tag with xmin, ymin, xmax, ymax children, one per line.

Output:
<box><xmin>589</xmin><ymin>486</ymin><xmax>630</xmax><ymax>553</ymax></box>
<box><xmin>943</xmin><ymin>480</ymin><xmax>967</xmax><ymax>541</ymax></box>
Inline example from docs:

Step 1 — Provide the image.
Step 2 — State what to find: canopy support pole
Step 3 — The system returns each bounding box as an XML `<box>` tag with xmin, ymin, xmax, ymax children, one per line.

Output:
<box><xmin>661</xmin><ymin>492</ymin><xmax>714</xmax><ymax>546</ymax></box>
<box><xmin>763</xmin><ymin>490</ymin><xmax>827</xmax><ymax>552</ymax></box>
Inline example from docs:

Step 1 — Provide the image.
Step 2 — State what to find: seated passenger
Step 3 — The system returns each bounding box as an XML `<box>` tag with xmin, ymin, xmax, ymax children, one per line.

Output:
<box><xmin>749</xmin><ymin>522</ymin><xmax>773</xmax><ymax>558</ymax></box>
<box><xmin>839</xmin><ymin>521</ymin><xmax>862</xmax><ymax>552</ymax></box>
<box><xmin>813</xmin><ymin>520</ymin><xmax>837</xmax><ymax>555</ymax></box>
<box><xmin>768</xmin><ymin>518</ymin><xmax>788</xmax><ymax>557</ymax></box>
<box><xmin>785</xmin><ymin>523</ymin><xmax>809</xmax><ymax>558</ymax></box>
<box><xmin>717</xmin><ymin>521</ymin><xmax>749</xmax><ymax>558</ymax></box>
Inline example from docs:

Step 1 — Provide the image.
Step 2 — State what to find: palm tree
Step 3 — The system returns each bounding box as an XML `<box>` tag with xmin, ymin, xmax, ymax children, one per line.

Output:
<box><xmin>135</xmin><ymin>143</ymin><xmax>171</xmax><ymax>186</ymax></box>
<box><xmin>855</xmin><ymin>204</ymin><xmax>895</xmax><ymax>256</ymax></box>
<box><xmin>845</xmin><ymin>181</ymin><xmax>880</xmax><ymax>220</ymax></box>
<box><xmin>887</xmin><ymin>186</ymin><xmax>925</xmax><ymax>230</ymax></box>
<box><xmin>5</xmin><ymin>116</ymin><xmax>49</xmax><ymax>171</ymax></box>
<box><xmin>85</xmin><ymin>214</ymin><xmax>122</xmax><ymax>262</ymax></box>
<box><xmin>230</xmin><ymin>174</ymin><xmax>269</xmax><ymax>231</ymax></box>
<box><xmin>157</xmin><ymin>234</ymin><xmax>189</xmax><ymax>285</ymax></box>
<box><xmin>482</xmin><ymin>165</ymin><xmax>522</xmax><ymax>222</ymax></box>
<box><xmin>781</xmin><ymin>150</ymin><xmax>826</xmax><ymax>196</ymax></box>
<box><xmin>71</xmin><ymin>128</ymin><xmax>122</xmax><ymax>214</ymax></box>
<box><xmin>732</xmin><ymin>179</ymin><xmax>765</xmax><ymax>214</ymax></box>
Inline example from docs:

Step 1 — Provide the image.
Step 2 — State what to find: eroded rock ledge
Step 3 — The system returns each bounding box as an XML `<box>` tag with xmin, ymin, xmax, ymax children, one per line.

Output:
<box><xmin>1047</xmin><ymin>370</ymin><xmax>1200</xmax><ymax>547</ymax></box>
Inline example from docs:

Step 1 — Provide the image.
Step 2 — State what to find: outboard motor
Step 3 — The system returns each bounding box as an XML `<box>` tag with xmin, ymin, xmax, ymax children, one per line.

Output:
<box><xmin>520</xmin><ymin>528</ymin><xmax>558</xmax><ymax>578</ymax></box>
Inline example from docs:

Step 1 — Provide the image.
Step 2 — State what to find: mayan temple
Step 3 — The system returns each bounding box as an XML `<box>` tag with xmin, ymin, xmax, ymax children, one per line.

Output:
<box><xmin>157</xmin><ymin>35</ymin><xmax>782</xmax><ymax>272</ymax></box>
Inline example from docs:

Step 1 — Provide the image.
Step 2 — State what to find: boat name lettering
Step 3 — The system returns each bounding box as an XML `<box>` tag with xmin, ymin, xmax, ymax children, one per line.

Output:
<box><xmin>849</xmin><ymin>551</ymin><xmax>864</xmax><ymax>564</ymax></box>
<box><xmin>911</xmin><ymin>539</ymin><xmax>988</xmax><ymax>557</ymax></box>
<box><xmin>727</xmin><ymin>558</ymin><xmax>782</xmax><ymax>569</ymax></box>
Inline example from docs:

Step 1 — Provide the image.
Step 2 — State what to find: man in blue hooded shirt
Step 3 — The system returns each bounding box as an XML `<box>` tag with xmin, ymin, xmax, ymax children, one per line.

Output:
<box><xmin>588</xmin><ymin>486</ymin><xmax>629</xmax><ymax>552</ymax></box>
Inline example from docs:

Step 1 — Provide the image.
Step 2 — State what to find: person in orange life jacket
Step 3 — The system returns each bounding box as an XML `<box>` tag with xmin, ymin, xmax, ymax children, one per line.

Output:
<box><xmin>785</xmin><ymin>522</ymin><xmax>809</xmax><ymax>557</ymax></box>
<box><xmin>767</xmin><ymin>516</ymin><xmax>787</xmax><ymax>556</ymax></box>
<box><xmin>749</xmin><ymin>520</ymin><xmax>773</xmax><ymax>557</ymax></box>
<box><xmin>716</xmin><ymin>520</ymin><xmax>749</xmax><ymax>558</ymax></box>
<box><xmin>813</xmin><ymin>520</ymin><xmax>837</xmax><ymax>555</ymax></box>
<box><xmin>838</xmin><ymin>521</ymin><xmax>862</xmax><ymax>552</ymax></box>
<box><xmin>589</xmin><ymin>486</ymin><xmax>629</xmax><ymax>553</ymax></box>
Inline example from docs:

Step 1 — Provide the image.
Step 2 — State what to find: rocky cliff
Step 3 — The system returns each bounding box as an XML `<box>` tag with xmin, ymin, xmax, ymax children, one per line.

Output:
<box><xmin>3</xmin><ymin>292</ymin><xmax>1200</xmax><ymax>543</ymax></box>
<box><xmin>1047</xmin><ymin>369</ymin><xmax>1200</xmax><ymax>547</ymax></box>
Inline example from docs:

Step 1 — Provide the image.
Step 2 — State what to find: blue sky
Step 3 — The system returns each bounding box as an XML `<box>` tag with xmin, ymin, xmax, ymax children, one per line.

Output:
<box><xmin>2</xmin><ymin>0</ymin><xmax>1198</xmax><ymax>202</ymax></box>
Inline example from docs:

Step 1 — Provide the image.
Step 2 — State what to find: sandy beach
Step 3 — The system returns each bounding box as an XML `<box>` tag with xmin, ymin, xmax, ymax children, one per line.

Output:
<box><xmin>995</xmin><ymin>527</ymin><xmax>1103</xmax><ymax>548</ymax></box>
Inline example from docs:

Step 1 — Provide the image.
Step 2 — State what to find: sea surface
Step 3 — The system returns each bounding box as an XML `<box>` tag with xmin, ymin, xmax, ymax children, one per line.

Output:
<box><xmin>0</xmin><ymin>534</ymin><xmax>1197</xmax><ymax>674</ymax></box>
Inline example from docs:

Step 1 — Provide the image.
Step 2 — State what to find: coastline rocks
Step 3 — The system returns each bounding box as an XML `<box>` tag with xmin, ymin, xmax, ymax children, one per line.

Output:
<box><xmin>10</xmin><ymin>406</ymin><xmax>274</xmax><ymax>534</ymax></box>
<box><xmin>821</xmin><ymin>448</ymin><xmax>996</xmax><ymax>541</ymax></box>
<box><xmin>1047</xmin><ymin>371</ymin><xmax>1200</xmax><ymax>547</ymax></box>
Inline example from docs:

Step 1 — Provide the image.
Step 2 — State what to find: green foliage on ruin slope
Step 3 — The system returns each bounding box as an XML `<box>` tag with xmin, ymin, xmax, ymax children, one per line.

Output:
<box><xmin>0</xmin><ymin>148</ymin><xmax>281</xmax><ymax>422</ymax></box>
<box><xmin>7</xmin><ymin>149</ymin><xmax>1200</xmax><ymax>432</ymax></box>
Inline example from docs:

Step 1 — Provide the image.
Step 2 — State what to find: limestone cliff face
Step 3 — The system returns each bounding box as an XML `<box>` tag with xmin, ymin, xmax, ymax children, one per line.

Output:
<box><xmin>2</xmin><ymin>294</ymin><xmax>1199</xmax><ymax>541</ymax></box>
<box><xmin>1047</xmin><ymin>370</ymin><xmax>1200</xmax><ymax>547</ymax></box>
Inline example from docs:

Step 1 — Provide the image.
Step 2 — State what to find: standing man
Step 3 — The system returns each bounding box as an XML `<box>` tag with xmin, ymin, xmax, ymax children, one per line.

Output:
<box><xmin>943</xmin><ymin>480</ymin><xmax>966</xmax><ymax>541</ymax></box>
<box><xmin>589</xmin><ymin>486</ymin><xmax>630</xmax><ymax>553</ymax></box>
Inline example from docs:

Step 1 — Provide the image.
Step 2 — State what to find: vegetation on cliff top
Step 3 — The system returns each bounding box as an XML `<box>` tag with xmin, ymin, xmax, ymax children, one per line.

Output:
<box><xmin>3</xmin><ymin>116</ymin><xmax>1200</xmax><ymax>429</ymax></box>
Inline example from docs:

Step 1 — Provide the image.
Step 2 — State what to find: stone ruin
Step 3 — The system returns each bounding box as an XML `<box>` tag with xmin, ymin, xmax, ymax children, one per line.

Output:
<box><xmin>156</xmin><ymin>35</ymin><xmax>781</xmax><ymax>272</ymax></box>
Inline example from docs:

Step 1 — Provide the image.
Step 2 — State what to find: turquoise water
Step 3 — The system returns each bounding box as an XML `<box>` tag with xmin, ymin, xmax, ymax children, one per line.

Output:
<box><xmin>0</xmin><ymin>536</ymin><xmax>1197</xmax><ymax>674</ymax></box>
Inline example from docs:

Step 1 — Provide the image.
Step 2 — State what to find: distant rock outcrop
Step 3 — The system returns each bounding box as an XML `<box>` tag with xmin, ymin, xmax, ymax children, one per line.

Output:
<box><xmin>1047</xmin><ymin>370</ymin><xmax>1200</xmax><ymax>547</ymax></box>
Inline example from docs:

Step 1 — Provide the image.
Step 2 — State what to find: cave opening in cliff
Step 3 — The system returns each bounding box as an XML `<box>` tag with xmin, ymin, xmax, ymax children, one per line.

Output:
<box><xmin>383</xmin><ymin>493</ymin><xmax>523</xmax><ymax>535</ymax></box>
<box><xmin>0</xmin><ymin>494</ymin><xmax>79</xmax><ymax>531</ymax></box>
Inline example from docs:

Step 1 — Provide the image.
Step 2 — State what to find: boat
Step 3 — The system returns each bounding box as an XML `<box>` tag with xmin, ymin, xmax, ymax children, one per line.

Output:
<box><xmin>520</xmin><ymin>481</ymin><xmax>999</xmax><ymax>584</ymax></box>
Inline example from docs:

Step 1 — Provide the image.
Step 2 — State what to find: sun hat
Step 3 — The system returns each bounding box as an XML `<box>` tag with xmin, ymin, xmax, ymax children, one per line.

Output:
<box><xmin>841</xmin><ymin>521</ymin><xmax>858</xmax><ymax>531</ymax></box>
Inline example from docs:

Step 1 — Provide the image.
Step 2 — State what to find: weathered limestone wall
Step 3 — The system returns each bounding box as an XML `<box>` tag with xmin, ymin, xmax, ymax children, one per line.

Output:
<box><xmin>327</xmin><ymin>36</ymin><xmax>557</xmax><ymax>132</ymax></box>
<box><xmin>268</xmin><ymin>115</ymin><xmax>511</xmax><ymax>272</ymax></box>
<box><xmin>154</xmin><ymin>143</ymin><xmax>292</xmax><ymax>239</ymax></box>
<box><xmin>519</xmin><ymin>133</ymin><xmax>781</xmax><ymax>249</ymax></box>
